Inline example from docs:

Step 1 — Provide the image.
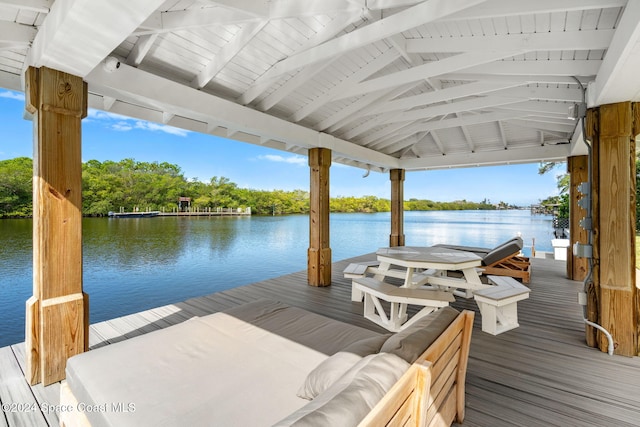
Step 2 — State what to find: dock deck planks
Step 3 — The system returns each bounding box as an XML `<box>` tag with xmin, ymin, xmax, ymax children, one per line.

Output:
<box><xmin>1</xmin><ymin>256</ymin><xmax>639</xmax><ymax>426</ymax></box>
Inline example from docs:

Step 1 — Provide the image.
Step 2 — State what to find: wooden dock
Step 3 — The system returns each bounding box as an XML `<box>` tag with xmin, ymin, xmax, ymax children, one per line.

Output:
<box><xmin>1</xmin><ymin>257</ymin><xmax>639</xmax><ymax>426</ymax></box>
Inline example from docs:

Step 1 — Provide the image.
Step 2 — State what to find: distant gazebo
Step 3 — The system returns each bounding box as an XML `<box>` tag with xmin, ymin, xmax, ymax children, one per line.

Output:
<box><xmin>178</xmin><ymin>197</ymin><xmax>191</xmax><ymax>212</ymax></box>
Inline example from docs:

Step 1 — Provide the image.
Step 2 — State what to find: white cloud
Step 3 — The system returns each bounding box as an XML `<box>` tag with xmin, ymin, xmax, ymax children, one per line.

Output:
<box><xmin>85</xmin><ymin>108</ymin><xmax>189</xmax><ymax>137</ymax></box>
<box><xmin>111</xmin><ymin>121</ymin><xmax>133</xmax><ymax>132</ymax></box>
<box><xmin>259</xmin><ymin>154</ymin><xmax>307</xmax><ymax>166</ymax></box>
<box><xmin>87</xmin><ymin>109</ymin><xmax>129</xmax><ymax>121</ymax></box>
<box><xmin>134</xmin><ymin>121</ymin><xmax>189</xmax><ymax>137</ymax></box>
<box><xmin>0</xmin><ymin>91</ymin><xmax>25</xmax><ymax>101</ymax></box>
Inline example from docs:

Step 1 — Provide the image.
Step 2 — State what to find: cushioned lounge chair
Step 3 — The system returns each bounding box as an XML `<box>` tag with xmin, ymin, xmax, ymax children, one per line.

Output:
<box><xmin>435</xmin><ymin>237</ymin><xmax>531</xmax><ymax>283</ymax></box>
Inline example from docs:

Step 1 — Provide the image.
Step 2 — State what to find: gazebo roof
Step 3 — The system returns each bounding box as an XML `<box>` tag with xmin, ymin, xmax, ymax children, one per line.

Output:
<box><xmin>2</xmin><ymin>0</ymin><xmax>639</xmax><ymax>172</ymax></box>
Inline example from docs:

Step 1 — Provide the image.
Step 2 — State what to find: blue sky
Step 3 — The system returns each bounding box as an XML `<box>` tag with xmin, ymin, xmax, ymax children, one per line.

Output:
<box><xmin>0</xmin><ymin>89</ymin><xmax>561</xmax><ymax>205</ymax></box>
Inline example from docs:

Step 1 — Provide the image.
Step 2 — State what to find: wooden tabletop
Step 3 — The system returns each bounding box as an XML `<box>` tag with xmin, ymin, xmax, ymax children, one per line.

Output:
<box><xmin>376</xmin><ymin>246</ymin><xmax>482</xmax><ymax>269</ymax></box>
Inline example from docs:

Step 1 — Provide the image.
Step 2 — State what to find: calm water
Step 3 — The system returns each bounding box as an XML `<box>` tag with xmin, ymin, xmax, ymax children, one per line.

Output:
<box><xmin>0</xmin><ymin>210</ymin><xmax>553</xmax><ymax>347</ymax></box>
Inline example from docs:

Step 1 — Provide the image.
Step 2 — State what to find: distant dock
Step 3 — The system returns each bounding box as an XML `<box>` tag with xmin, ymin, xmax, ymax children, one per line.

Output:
<box><xmin>109</xmin><ymin>207</ymin><xmax>251</xmax><ymax>218</ymax></box>
<box><xmin>159</xmin><ymin>207</ymin><xmax>251</xmax><ymax>217</ymax></box>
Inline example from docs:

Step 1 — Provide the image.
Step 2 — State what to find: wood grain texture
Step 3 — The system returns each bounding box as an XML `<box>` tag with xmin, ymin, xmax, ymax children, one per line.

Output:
<box><xmin>594</xmin><ymin>102</ymin><xmax>638</xmax><ymax>356</ymax></box>
<box><xmin>585</xmin><ymin>107</ymin><xmax>600</xmax><ymax>348</ymax></box>
<box><xmin>308</xmin><ymin>148</ymin><xmax>332</xmax><ymax>286</ymax></box>
<box><xmin>40</xmin><ymin>296</ymin><xmax>85</xmax><ymax>385</ymax></box>
<box><xmin>26</xmin><ymin>66</ymin><xmax>88</xmax><ymax>385</ymax></box>
<box><xmin>567</xmin><ymin>155</ymin><xmax>588</xmax><ymax>281</ymax></box>
<box><xmin>390</xmin><ymin>169</ymin><xmax>405</xmax><ymax>247</ymax></box>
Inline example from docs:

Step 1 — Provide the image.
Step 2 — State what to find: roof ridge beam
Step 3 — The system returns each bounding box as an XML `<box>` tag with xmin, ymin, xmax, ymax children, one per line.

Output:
<box><xmin>368</xmin><ymin>80</ymin><xmax>524</xmax><ymax>115</ymax></box>
<box><xmin>406</xmin><ymin>29</ymin><xmax>614</xmax><ymax>53</ymax></box>
<box><xmin>244</xmin><ymin>0</ymin><xmax>487</xmax><ymax>90</ymax></box>
<box><xmin>334</xmin><ymin>50</ymin><xmax>522</xmax><ymax>101</ymax></box>
<box><xmin>379</xmin><ymin>95</ymin><xmax>524</xmax><ymax>125</ymax></box>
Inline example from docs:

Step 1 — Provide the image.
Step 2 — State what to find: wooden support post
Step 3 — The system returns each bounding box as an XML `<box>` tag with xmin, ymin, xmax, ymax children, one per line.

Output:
<box><xmin>390</xmin><ymin>169</ymin><xmax>405</xmax><ymax>247</ymax></box>
<box><xmin>567</xmin><ymin>156</ymin><xmax>589</xmax><ymax>281</ymax></box>
<box><xmin>586</xmin><ymin>102</ymin><xmax>638</xmax><ymax>356</ymax></box>
<box><xmin>25</xmin><ymin>66</ymin><xmax>88</xmax><ymax>385</ymax></box>
<box><xmin>308</xmin><ymin>148</ymin><xmax>331</xmax><ymax>286</ymax></box>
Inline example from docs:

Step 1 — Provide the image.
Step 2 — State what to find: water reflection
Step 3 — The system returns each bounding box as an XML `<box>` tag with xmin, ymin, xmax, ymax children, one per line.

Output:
<box><xmin>0</xmin><ymin>211</ymin><xmax>553</xmax><ymax>347</ymax></box>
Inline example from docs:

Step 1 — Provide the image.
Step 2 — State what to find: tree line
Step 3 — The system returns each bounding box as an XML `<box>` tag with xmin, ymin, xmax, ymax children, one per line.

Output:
<box><xmin>1</xmin><ymin>157</ymin><xmax>501</xmax><ymax>218</ymax></box>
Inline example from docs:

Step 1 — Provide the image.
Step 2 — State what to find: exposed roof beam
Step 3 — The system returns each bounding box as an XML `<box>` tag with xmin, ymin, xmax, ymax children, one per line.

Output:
<box><xmin>365</xmin><ymin>0</ymin><xmax>423</xmax><ymax>9</ymax></box>
<box><xmin>327</xmin><ymin>84</ymin><xmax>418</xmax><ymax>135</ymax></box>
<box><xmin>335</xmin><ymin>50</ymin><xmax>521</xmax><ymax>101</ymax></box>
<box><xmin>239</xmin><ymin>14</ymin><xmax>361</xmax><ymax>105</ymax></box>
<box><xmin>0</xmin><ymin>0</ymin><xmax>51</xmax><ymax>13</ymax></box>
<box><xmin>491</xmin><ymin>86</ymin><xmax>583</xmax><ymax>102</ymax></box>
<box><xmin>125</xmin><ymin>34</ymin><xmax>158</xmax><ymax>67</ymax></box>
<box><xmin>379</xmin><ymin>95</ymin><xmax>523</xmax><ymax>124</ymax></box>
<box><xmin>248</xmin><ymin>0</ymin><xmax>487</xmax><ymax>88</ymax></box>
<box><xmin>0</xmin><ymin>22</ymin><xmax>37</xmax><ymax>46</ymax></box>
<box><xmin>400</xmin><ymin>110</ymin><xmax>530</xmax><ymax>134</ymax></box>
<box><xmin>525</xmin><ymin>116</ymin><xmax>576</xmax><ymax>126</ymax></box>
<box><xmin>340</xmin><ymin>111</ymin><xmax>404</xmax><ymax>140</ymax></box>
<box><xmin>494</xmin><ymin>100</ymin><xmax>573</xmax><ymax>116</ymax></box>
<box><xmin>0</xmin><ymin>70</ymin><xmax>21</xmax><ymax>91</ymax></box>
<box><xmin>360</xmin><ymin>121</ymin><xmax>419</xmax><ymax>147</ymax></box>
<box><xmin>368</xmin><ymin>81</ymin><xmax>524</xmax><ymax>115</ymax></box>
<box><xmin>437</xmin><ymin>0</ymin><xmax>627</xmax><ymax>22</ymax></box>
<box><xmin>85</xmin><ymin>62</ymin><xmax>399</xmax><ymax>170</ymax></box>
<box><xmin>507</xmin><ymin>119</ymin><xmax>574</xmax><ymax>133</ymax></box>
<box><xmin>589</xmin><ymin>0</ymin><xmax>640</xmax><ymax>105</ymax></box>
<box><xmin>406</xmin><ymin>29</ymin><xmax>614</xmax><ymax>53</ymax></box>
<box><xmin>462</xmin><ymin>60</ymin><xmax>602</xmax><ymax>76</ymax></box>
<box><xmin>456</xmin><ymin>113</ymin><xmax>476</xmax><ymax>152</ymax></box>
<box><xmin>256</xmin><ymin>55</ymin><xmax>336</xmax><ymax>112</ymax></box>
<box><xmin>289</xmin><ymin>48</ymin><xmax>401</xmax><ymax>122</ymax></box>
<box><xmin>202</xmin><ymin>0</ymin><xmax>366</xmax><ymax>19</ymax></box>
<box><xmin>102</xmin><ymin>96</ymin><xmax>116</xmax><ymax>110</ymax></box>
<box><xmin>192</xmin><ymin>21</ymin><xmax>267</xmax><ymax>89</ymax></box>
<box><xmin>135</xmin><ymin>8</ymin><xmax>258</xmax><ymax>35</ymax></box>
<box><xmin>314</xmin><ymin>86</ymin><xmax>406</xmax><ymax>131</ymax></box>
<box><xmin>28</xmin><ymin>0</ymin><xmax>164</xmax><ymax>77</ymax></box>
<box><xmin>429</xmin><ymin>131</ymin><xmax>446</xmax><ymax>155</ymax></box>
<box><xmin>497</xmin><ymin>121</ymin><xmax>507</xmax><ymax>149</ymax></box>
<box><xmin>399</xmin><ymin>144</ymin><xmax>570</xmax><ymax>171</ymax></box>
<box><xmin>440</xmin><ymin>73</ymin><xmax>593</xmax><ymax>85</ymax></box>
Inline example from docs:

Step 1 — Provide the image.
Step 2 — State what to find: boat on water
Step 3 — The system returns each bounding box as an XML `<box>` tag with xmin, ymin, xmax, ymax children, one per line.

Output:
<box><xmin>108</xmin><ymin>211</ymin><xmax>160</xmax><ymax>218</ymax></box>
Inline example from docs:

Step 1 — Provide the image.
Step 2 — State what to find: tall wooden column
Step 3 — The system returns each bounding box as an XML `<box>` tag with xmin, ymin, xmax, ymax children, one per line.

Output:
<box><xmin>390</xmin><ymin>169</ymin><xmax>405</xmax><ymax>247</ymax></box>
<box><xmin>308</xmin><ymin>148</ymin><xmax>331</xmax><ymax>286</ymax></box>
<box><xmin>25</xmin><ymin>66</ymin><xmax>89</xmax><ymax>385</ymax></box>
<box><xmin>567</xmin><ymin>156</ymin><xmax>589</xmax><ymax>281</ymax></box>
<box><xmin>585</xmin><ymin>102</ymin><xmax>638</xmax><ymax>356</ymax></box>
